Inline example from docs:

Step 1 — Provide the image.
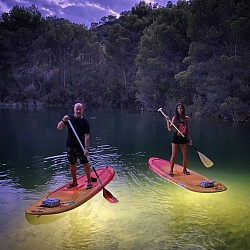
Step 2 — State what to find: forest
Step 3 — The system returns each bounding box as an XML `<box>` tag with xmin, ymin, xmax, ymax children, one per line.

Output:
<box><xmin>0</xmin><ymin>0</ymin><xmax>249</xmax><ymax>121</ymax></box>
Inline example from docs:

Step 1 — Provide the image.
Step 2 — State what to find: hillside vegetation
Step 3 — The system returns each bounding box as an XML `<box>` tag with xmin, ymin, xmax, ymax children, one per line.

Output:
<box><xmin>0</xmin><ymin>0</ymin><xmax>249</xmax><ymax>121</ymax></box>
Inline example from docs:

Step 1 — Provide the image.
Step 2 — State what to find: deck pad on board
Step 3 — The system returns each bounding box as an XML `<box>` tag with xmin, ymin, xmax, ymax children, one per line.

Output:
<box><xmin>148</xmin><ymin>157</ymin><xmax>227</xmax><ymax>193</ymax></box>
<box><xmin>25</xmin><ymin>166</ymin><xmax>115</xmax><ymax>215</ymax></box>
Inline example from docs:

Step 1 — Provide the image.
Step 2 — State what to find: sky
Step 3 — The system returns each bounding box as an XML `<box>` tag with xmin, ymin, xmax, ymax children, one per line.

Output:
<box><xmin>0</xmin><ymin>0</ymin><xmax>177</xmax><ymax>27</ymax></box>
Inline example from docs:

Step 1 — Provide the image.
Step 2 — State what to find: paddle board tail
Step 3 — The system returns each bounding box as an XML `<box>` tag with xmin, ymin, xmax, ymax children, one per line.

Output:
<box><xmin>148</xmin><ymin>157</ymin><xmax>227</xmax><ymax>193</ymax></box>
<box><xmin>25</xmin><ymin>166</ymin><xmax>115</xmax><ymax>215</ymax></box>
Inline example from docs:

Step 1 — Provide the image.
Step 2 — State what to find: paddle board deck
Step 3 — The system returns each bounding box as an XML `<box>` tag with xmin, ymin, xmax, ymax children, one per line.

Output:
<box><xmin>25</xmin><ymin>166</ymin><xmax>115</xmax><ymax>215</ymax></box>
<box><xmin>148</xmin><ymin>157</ymin><xmax>227</xmax><ymax>193</ymax></box>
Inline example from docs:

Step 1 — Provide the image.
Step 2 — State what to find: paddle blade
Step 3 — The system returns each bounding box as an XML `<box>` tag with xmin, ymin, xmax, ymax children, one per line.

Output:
<box><xmin>103</xmin><ymin>188</ymin><xmax>119</xmax><ymax>203</ymax></box>
<box><xmin>197</xmin><ymin>151</ymin><xmax>214</xmax><ymax>168</ymax></box>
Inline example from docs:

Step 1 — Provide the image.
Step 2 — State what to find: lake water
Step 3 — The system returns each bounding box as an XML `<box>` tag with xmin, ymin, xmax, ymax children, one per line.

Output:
<box><xmin>0</xmin><ymin>107</ymin><xmax>249</xmax><ymax>250</ymax></box>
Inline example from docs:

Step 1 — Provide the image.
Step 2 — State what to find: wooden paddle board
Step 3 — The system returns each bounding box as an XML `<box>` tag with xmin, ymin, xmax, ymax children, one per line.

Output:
<box><xmin>25</xmin><ymin>166</ymin><xmax>115</xmax><ymax>215</ymax></box>
<box><xmin>148</xmin><ymin>157</ymin><xmax>227</xmax><ymax>193</ymax></box>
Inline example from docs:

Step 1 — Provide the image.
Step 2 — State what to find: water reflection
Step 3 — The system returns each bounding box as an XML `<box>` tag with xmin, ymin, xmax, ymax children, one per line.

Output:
<box><xmin>0</xmin><ymin>108</ymin><xmax>250</xmax><ymax>249</ymax></box>
<box><xmin>25</xmin><ymin>212</ymin><xmax>68</xmax><ymax>225</ymax></box>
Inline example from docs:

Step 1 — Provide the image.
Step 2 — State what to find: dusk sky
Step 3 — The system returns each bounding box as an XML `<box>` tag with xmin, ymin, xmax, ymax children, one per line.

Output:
<box><xmin>0</xmin><ymin>0</ymin><xmax>177</xmax><ymax>27</ymax></box>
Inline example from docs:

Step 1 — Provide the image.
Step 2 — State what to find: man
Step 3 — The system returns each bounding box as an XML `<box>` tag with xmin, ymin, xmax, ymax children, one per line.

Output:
<box><xmin>57</xmin><ymin>103</ymin><xmax>92</xmax><ymax>189</ymax></box>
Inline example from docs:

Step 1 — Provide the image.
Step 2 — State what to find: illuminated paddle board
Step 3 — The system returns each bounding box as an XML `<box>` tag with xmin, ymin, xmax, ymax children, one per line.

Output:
<box><xmin>148</xmin><ymin>157</ymin><xmax>227</xmax><ymax>193</ymax></box>
<box><xmin>25</xmin><ymin>166</ymin><xmax>115</xmax><ymax>215</ymax></box>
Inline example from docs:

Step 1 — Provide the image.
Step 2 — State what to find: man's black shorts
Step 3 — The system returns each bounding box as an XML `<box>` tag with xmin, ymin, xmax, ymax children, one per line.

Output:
<box><xmin>67</xmin><ymin>148</ymin><xmax>88</xmax><ymax>165</ymax></box>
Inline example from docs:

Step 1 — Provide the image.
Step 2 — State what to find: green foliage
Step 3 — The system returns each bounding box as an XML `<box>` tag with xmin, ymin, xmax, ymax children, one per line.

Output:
<box><xmin>0</xmin><ymin>1</ymin><xmax>249</xmax><ymax>120</ymax></box>
<box><xmin>220</xmin><ymin>96</ymin><xmax>247</xmax><ymax>121</ymax></box>
<box><xmin>136</xmin><ymin>2</ymin><xmax>190</xmax><ymax>110</ymax></box>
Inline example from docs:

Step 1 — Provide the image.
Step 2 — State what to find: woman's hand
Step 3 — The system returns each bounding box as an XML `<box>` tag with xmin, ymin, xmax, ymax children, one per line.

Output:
<box><xmin>166</xmin><ymin>116</ymin><xmax>172</xmax><ymax>131</ymax></box>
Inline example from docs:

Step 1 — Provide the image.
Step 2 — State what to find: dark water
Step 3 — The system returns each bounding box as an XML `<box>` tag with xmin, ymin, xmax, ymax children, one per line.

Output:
<box><xmin>0</xmin><ymin>107</ymin><xmax>249</xmax><ymax>250</ymax></box>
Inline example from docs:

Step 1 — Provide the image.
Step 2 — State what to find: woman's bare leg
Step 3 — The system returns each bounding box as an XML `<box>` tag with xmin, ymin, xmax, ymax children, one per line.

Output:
<box><xmin>180</xmin><ymin>144</ymin><xmax>189</xmax><ymax>173</ymax></box>
<box><xmin>169</xmin><ymin>143</ymin><xmax>178</xmax><ymax>174</ymax></box>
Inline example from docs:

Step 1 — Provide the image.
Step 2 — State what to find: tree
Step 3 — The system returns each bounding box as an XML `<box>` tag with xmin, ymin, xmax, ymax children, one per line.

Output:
<box><xmin>136</xmin><ymin>2</ymin><xmax>190</xmax><ymax>110</ymax></box>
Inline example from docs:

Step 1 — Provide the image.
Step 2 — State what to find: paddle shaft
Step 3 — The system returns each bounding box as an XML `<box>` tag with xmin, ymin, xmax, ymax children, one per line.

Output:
<box><xmin>68</xmin><ymin>119</ymin><xmax>119</xmax><ymax>202</ymax></box>
<box><xmin>157</xmin><ymin>108</ymin><xmax>213</xmax><ymax>167</ymax></box>
<box><xmin>158</xmin><ymin>108</ymin><xmax>186</xmax><ymax>138</ymax></box>
<box><xmin>67</xmin><ymin>120</ymin><xmax>104</xmax><ymax>186</ymax></box>
<box><xmin>158</xmin><ymin>108</ymin><xmax>201</xmax><ymax>149</ymax></box>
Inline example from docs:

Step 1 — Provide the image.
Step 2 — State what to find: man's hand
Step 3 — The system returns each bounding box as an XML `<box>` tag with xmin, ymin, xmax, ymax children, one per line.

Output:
<box><xmin>84</xmin><ymin>149</ymin><xmax>89</xmax><ymax>157</ymax></box>
<box><xmin>62</xmin><ymin>115</ymin><xmax>69</xmax><ymax>122</ymax></box>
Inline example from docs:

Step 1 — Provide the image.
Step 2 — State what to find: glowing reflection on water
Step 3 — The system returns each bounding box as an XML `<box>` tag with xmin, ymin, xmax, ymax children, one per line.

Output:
<box><xmin>1</xmin><ymin>143</ymin><xmax>249</xmax><ymax>250</ymax></box>
<box><xmin>1</xmin><ymin>106</ymin><xmax>250</xmax><ymax>250</ymax></box>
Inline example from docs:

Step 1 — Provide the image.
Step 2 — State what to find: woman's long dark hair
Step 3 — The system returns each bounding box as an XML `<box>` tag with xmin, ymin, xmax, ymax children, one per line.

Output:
<box><xmin>174</xmin><ymin>103</ymin><xmax>186</xmax><ymax>121</ymax></box>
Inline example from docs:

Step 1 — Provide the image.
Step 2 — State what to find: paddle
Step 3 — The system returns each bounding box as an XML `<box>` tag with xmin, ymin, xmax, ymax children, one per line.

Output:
<box><xmin>157</xmin><ymin>108</ymin><xmax>213</xmax><ymax>168</ymax></box>
<box><xmin>68</xmin><ymin>120</ymin><xmax>118</xmax><ymax>203</ymax></box>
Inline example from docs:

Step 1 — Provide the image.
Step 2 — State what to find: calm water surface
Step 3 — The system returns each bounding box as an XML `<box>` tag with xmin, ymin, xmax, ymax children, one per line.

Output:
<box><xmin>0</xmin><ymin>107</ymin><xmax>249</xmax><ymax>250</ymax></box>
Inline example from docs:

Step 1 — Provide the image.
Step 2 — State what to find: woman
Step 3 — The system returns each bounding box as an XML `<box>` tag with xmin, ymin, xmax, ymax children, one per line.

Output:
<box><xmin>166</xmin><ymin>103</ymin><xmax>192</xmax><ymax>177</ymax></box>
